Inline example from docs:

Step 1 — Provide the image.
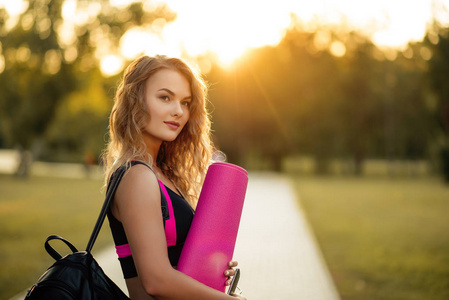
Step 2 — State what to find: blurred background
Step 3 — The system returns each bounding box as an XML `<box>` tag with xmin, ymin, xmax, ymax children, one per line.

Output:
<box><xmin>1</xmin><ymin>0</ymin><xmax>449</xmax><ymax>299</ymax></box>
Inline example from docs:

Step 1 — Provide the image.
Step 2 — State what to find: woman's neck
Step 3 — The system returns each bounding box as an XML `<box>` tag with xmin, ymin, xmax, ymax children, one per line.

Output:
<box><xmin>142</xmin><ymin>134</ymin><xmax>162</xmax><ymax>167</ymax></box>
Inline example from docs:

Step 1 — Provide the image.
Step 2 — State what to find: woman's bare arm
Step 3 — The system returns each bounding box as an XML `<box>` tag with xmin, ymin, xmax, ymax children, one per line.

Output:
<box><xmin>114</xmin><ymin>165</ymin><xmax>244</xmax><ymax>300</ymax></box>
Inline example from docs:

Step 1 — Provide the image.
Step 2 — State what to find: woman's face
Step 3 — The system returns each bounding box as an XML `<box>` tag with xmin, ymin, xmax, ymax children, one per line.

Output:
<box><xmin>143</xmin><ymin>68</ymin><xmax>191</xmax><ymax>145</ymax></box>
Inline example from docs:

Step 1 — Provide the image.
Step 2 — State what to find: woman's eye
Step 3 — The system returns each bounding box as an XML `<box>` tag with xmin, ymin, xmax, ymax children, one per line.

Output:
<box><xmin>160</xmin><ymin>96</ymin><xmax>170</xmax><ymax>101</ymax></box>
<box><xmin>182</xmin><ymin>101</ymin><xmax>191</xmax><ymax>107</ymax></box>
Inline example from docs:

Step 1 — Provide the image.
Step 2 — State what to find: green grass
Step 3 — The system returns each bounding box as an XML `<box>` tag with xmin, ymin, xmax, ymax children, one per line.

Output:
<box><xmin>0</xmin><ymin>174</ymin><xmax>112</xmax><ymax>300</ymax></box>
<box><xmin>293</xmin><ymin>176</ymin><xmax>449</xmax><ymax>300</ymax></box>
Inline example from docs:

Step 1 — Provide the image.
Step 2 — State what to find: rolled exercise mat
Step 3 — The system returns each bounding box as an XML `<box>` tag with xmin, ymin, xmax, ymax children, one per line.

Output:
<box><xmin>177</xmin><ymin>162</ymin><xmax>248</xmax><ymax>292</ymax></box>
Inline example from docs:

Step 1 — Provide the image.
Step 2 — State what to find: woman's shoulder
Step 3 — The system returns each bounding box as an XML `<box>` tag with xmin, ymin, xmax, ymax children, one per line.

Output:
<box><xmin>125</xmin><ymin>162</ymin><xmax>157</xmax><ymax>183</ymax></box>
<box><xmin>116</xmin><ymin>163</ymin><xmax>160</xmax><ymax>200</ymax></box>
<box><xmin>112</xmin><ymin>162</ymin><xmax>164</xmax><ymax>223</ymax></box>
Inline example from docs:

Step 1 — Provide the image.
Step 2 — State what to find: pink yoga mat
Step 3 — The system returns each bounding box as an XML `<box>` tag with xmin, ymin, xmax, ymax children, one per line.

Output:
<box><xmin>177</xmin><ymin>162</ymin><xmax>248</xmax><ymax>292</ymax></box>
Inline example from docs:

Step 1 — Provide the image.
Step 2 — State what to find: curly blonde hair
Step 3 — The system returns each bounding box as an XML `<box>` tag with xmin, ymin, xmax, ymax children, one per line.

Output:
<box><xmin>103</xmin><ymin>55</ymin><xmax>214</xmax><ymax>206</ymax></box>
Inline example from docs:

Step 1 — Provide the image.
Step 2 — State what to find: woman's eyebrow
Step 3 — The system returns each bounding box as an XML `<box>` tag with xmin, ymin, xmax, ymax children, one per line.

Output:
<box><xmin>158</xmin><ymin>88</ymin><xmax>191</xmax><ymax>100</ymax></box>
<box><xmin>158</xmin><ymin>88</ymin><xmax>175</xmax><ymax>96</ymax></box>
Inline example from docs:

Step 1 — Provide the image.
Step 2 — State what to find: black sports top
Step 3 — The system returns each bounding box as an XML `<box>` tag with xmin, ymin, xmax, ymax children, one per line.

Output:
<box><xmin>106</xmin><ymin>161</ymin><xmax>194</xmax><ymax>279</ymax></box>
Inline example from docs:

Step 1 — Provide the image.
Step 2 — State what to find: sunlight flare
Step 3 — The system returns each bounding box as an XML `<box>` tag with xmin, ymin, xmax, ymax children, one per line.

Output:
<box><xmin>100</xmin><ymin>55</ymin><xmax>124</xmax><ymax>77</ymax></box>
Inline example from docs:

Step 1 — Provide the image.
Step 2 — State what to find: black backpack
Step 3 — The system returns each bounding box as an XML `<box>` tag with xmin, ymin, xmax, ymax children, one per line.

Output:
<box><xmin>24</xmin><ymin>235</ymin><xmax>129</xmax><ymax>300</ymax></box>
<box><xmin>25</xmin><ymin>162</ymin><xmax>169</xmax><ymax>299</ymax></box>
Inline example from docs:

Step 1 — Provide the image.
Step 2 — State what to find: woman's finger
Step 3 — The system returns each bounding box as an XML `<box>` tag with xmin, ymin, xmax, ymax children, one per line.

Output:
<box><xmin>228</xmin><ymin>260</ymin><xmax>238</xmax><ymax>268</ymax></box>
<box><xmin>224</xmin><ymin>269</ymin><xmax>236</xmax><ymax>277</ymax></box>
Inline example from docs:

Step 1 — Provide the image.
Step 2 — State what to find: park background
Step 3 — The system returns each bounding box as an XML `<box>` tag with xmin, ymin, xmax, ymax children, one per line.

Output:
<box><xmin>1</xmin><ymin>0</ymin><xmax>449</xmax><ymax>299</ymax></box>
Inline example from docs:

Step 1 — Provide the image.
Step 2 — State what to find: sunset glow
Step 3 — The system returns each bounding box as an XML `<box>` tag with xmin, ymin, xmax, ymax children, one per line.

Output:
<box><xmin>118</xmin><ymin>0</ymin><xmax>449</xmax><ymax>71</ymax></box>
<box><xmin>1</xmin><ymin>0</ymin><xmax>449</xmax><ymax>75</ymax></box>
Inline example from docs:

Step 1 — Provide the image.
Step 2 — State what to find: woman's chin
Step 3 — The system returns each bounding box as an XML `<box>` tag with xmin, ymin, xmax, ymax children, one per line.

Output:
<box><xmin>163</xmin><ymin>134</ymin><xmax>180</xmax><ymax>142</ymax></box>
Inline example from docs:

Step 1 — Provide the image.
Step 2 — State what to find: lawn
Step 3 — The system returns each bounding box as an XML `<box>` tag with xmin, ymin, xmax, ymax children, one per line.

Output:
<box><xmin>293</xmin><ymin>175</ymin><xmax>449</xmax><ymax>300</ymax></box>
<box><xmin>0</xmin><ymin>174</ymin><xmax>112</xmax><ymax>300</ymax></box>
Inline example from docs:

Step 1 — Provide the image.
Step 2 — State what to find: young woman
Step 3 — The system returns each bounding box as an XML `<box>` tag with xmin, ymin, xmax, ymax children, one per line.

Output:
<box><xmin>103</xmin><ymin>55</ymin><xmax>246</xmax><ymax>300</ymax></box>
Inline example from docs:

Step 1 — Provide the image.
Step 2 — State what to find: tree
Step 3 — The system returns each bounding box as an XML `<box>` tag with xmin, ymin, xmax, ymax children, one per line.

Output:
<box><xmin>0</xmin><ymin>0</ymin><xmax>174</xmax><ymax>174</ymax></box>
<box><xmin>207</xmin><ymin>22</ymin><xmax>438</xmax><ymax>175</ymax></box>
<box><xmin>427</xmin><ymin>25</ymin><xmax>449</xmax><ymax>181</ymax></box>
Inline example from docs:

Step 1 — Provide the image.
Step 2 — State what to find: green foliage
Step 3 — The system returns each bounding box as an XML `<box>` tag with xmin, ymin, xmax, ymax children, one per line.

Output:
<box><xmin>42</xmin><ymin>70</ymin><xmax>115</xmax><ymax>162</ymax></box>
<box><xmin>207</xmin><ymin>26</ymin><xmax>436</xmax><ymax>173</ymax></box>
<box><xmin>0</xmin><ymin>0</ymin><xmax>78</xmax><ymax>148</ymax></box>
<box><xmin>0</xmin><ymin>175</ymin><xmax>109</xmax><ymax>300</ymax></box>
<box><xmin>427</xmin><ymin>26</ymin><xmax>449</xmax><ymax>180</ymax></box>
<box><xmin>0</xmin><ymin>0</ymin><xmax>174</xmax><ymax>158</ymax></box>
<box><xmin>427</xmin><ymin>28</ymin><xmax>449</xmax><ymax>134</ymax></box>
<box><xmin>294</xmin><ymin>176</ymin><xmax>449</xmax><ymax>300</ymax></box>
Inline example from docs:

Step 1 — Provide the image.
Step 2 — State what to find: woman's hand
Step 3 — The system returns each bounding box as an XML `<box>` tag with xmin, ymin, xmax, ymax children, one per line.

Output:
<box><xmin>224</xmin><ymin>261</ymin><xmax>247</xmax><ymax>298</ymax></box>
<box><xmin>224</xmin><ymin>260</ymin><xmax>238</xmax><ymax>286</ymax></box>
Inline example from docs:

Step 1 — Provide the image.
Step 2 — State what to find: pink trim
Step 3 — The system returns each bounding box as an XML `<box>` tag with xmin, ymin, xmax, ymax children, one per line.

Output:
<box><xmin>115</xmin><ymin>244</ymin><xmax>132</xmax><ymax>258</ymax></box>
<box><xmin>114</xmin><ymin>180</ymin><xmax>177</xmax><ymax>260</ymax></box>
<box><xmin>159</xmin><ymin>180</ymin><xmax>177</xmax><ymax>247</ymax></box>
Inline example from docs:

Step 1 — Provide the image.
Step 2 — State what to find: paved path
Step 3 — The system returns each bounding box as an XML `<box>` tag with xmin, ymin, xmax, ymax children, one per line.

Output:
<box><xmin>10</xmin><ymin>171</ymin><xmax>340</xmax><ymax>300</ymax></box>
<box><xmin>232</xmin><ymin>173</ymin><xmax>340</xmax><ymax>299</ymax></box>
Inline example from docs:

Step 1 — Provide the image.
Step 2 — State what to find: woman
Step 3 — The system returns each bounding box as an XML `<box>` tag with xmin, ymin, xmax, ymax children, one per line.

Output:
<box><xmin>103</xmin><ymin>55</ymin><xmax>246</xmax><ymax>300</ymax></box>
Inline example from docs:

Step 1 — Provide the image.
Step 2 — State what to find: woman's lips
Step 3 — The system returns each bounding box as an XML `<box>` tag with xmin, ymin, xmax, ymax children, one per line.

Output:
<box><xmin>164</xmin><ymin>121</ymin><xmax>180</xmax><ymax>130</ymax></box>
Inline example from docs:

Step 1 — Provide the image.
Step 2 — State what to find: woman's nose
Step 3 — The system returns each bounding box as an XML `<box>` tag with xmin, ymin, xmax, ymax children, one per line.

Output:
<box><xmin>171</xmin><ymin>101</ymin><xmax>184</xmax><ymax>117</ymax></box>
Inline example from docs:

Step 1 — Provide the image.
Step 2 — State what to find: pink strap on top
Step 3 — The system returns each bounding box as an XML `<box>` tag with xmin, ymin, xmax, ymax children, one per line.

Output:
<box><xmin>159</xmin><ymin>180</ymin><xmax>177</xmax><ymax>247</ymax></box>
<box><xmin>116</xmin><ymin>244</ymin><xmax>132</xmax><ymax>258</ymax></box>
<box><xmin>115</xmin><ymin>180</ymin><xmax>177</xmax><ymax>258</ymax></box>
